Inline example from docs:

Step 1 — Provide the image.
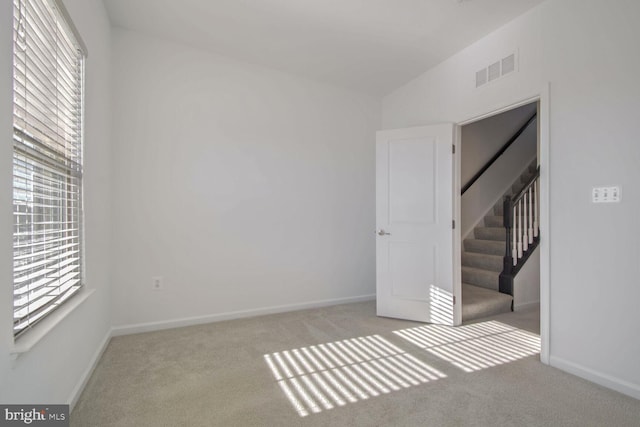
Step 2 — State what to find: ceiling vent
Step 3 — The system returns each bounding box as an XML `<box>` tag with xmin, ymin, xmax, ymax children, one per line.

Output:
<box><xmin>502</xmin><ymin>53</ymin><xmax>516</xmax><ymax>75</ymax></box>
<box><xmin>475</xmin><ymin>51</ymin><xmax>518</xmax><ymax>88</ymax></box>
<box><xmin>475</xmin><ymin>69</ymin><xmax>487</xmax><ymax>88</ymax></box>
<box><xmin>488</xmin><ymin>61</ymin><xmax>501</xmax><ymax>82</ymax></box>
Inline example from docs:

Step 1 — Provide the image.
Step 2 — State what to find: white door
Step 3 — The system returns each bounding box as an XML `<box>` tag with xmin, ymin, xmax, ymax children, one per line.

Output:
<box><xmin>376</xmin><ymin>124</ymin><xmax>457</xmax><ymax>325</ymax></box>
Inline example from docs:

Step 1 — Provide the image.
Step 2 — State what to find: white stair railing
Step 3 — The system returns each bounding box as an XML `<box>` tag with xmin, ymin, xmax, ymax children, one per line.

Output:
<box><xmin>499</xmin><ymin>167</ymin><xmax>540</xmax><ymax>295</ymax></box>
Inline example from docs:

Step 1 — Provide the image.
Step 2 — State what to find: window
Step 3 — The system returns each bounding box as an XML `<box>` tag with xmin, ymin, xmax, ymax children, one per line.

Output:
<box><xmin>12</xmin><ymin>0</ymin><xmax>85</xmax><ymax>338</ymax></box>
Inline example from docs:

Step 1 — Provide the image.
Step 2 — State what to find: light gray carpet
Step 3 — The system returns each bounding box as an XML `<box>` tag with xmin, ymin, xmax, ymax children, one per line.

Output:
<box><xmin>71</xmin><ymin>302</ymin><xmax>640</xmax><ymax>426</ymax></box>
<box><xmin>462</xmin><ymin>283</ymin><xmax>513</xmax><ymax>322</ymax></box>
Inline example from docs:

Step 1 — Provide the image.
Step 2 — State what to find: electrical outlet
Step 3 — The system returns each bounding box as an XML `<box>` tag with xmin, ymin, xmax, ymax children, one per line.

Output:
<box><xmin>152</xmin><ymin>276</ymin><xmax>163</xmax><ymax>291</ymax></box>
<box><xmin>592</xmin><ymin>186</ymin><xmax>621</xmax><ymax>203</ymax></box>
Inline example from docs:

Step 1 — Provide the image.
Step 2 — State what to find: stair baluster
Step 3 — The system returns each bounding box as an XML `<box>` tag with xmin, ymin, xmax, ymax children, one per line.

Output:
<box><xmin>499</xmin><ymin>166</ymin><xmax>541</xmax><ymax>302</ymax></box>
<box><xmin>533</xmin><ymin>180</ymin><xmax>539</xmax><ymax>238</ymax></box>
<box><xmin>512</xmin><ymin>204</ymin><xmax>517</xmax><ymax>265</ymax></box>
<box><xmin>528</xmin><ymin>186</ymin><xmax>533</xmax><ymax>244</ymax></box>
<box><xmin>523</xmin><ymin>195</ymin><xmax>529</xmax><ymax>252</ymax></box>
<box><xmin>517</xmin><ymin>201</ymin><xmax>523</xmax><ymax>258</ymax></box>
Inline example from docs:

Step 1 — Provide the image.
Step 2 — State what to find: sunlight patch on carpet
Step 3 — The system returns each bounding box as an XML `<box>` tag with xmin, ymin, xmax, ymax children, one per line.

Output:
<box><xmin>393</xmin><ymin>321</ymin><xmax>540</xmax><ymax>373</ymax></box>
<box><xmin>264</xmin><ymin>335</ymin><xmax>446</xmax><ymax>417</ymax></box>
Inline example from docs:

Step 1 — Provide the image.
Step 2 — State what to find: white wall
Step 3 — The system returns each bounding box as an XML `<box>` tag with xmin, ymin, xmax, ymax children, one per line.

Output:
<box><xmin>110</xmin><ymin>29</ymin><xmax>381</xmax><ymax>328</ymax></box>
<box><xmin>0</xmin><ymin>0</ymin><xmax>113</xmax><ymax>405</ymax></box>
<box><xmin>383</xmin><ymin>0</ymin><xmax>640</xmax><ymax>398</ymax></box>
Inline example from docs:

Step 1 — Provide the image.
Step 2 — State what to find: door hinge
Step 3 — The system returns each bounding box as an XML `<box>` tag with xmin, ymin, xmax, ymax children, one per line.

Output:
<box><xmin>453</xmin><ymin>296</ymin><xmax>456</xmax><ymax>305</ymax></box>
<box><xmin>452</xmin><ymin>220</ymin><xmax>455</xmax><ymax>229</ymax></box>
<box><xmin>452</xmin><ymin>144</ymin><xmax>456</xmax><ymax>154</ymax></box>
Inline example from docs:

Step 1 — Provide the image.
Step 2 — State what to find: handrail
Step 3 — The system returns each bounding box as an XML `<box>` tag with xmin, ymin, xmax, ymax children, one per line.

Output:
<box><xmin>461</xmin><ymin>112</ymin><xmax>537</xmax><ymax>195</ymax></box>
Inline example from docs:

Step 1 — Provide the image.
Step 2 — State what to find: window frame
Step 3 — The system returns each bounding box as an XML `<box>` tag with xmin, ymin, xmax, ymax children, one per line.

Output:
<box><xmin>11</xmin><ymin>0</ymin><xmax>87</xmax><ymax>339</ymax></box>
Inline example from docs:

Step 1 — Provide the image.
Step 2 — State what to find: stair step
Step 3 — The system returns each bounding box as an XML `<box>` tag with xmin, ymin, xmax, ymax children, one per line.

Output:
<box><xmin>464</xmin><ymin>239</ymin><xmax>505</xmax><ymax>256</ymax></box>
<box><xmin>462</xmin><ymin>283</ymin><xmax>512</xmax><ymax>322</ymax></box>
<box><xmin>493</xmin><ymin>202</ymin><xmax>529</xmax><ymax>215</ymax></box>
<box><xmin>513</xmin><ymin>181</ymin><xmax>527</xmax><ymax>194</ymax></box>
<box><xmin>491</xmin><ymin>164</ymin><xmax>538</xmax><ymax>216</ymax></box>
<box><xmin>462</xmin><ymin>252</ymin><xmax>503</xmax><ymax>272</ymax></box>
<box><xmin>513</xmin><ymin>181</ymin><xmax>532</xmax><ymax>195</ymax></box>
<box><xmin>521</xmin><ymin>174</ymin><xmax>533</xmax><ymax>183</ymax></box>
<box><xmin>502</xmin><ymin>168</ymin><xmax>535</xmax><ymax>195</ymax></box>
<box><xmin>474</xmin><ymin>227</ymin><xmax>506</xmax><ymax>241</ymax></box>
<box><xmin>497</xmin><ymin>194</ymin><xmax>536</xmax><ymax>215</ymax></box>
<box><xmin>484</xmin><ymin>215</ymin><xmax>503</xmax><ymax>227</ymax></box>
<box><xmin>462</xmin><ymin>266</ymin><xmax>499</xmax><ymax>290</ymax></box>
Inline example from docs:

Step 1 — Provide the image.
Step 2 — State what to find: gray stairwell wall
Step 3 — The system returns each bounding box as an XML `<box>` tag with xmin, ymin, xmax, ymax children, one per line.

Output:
<box><xmin>514</xmin><ymin>246</ymin><xmax>540</xmax><ymax>310</ymax></box>
<box><xmin>461</xmin><ymin>104</ymin><xmax>538</xmax><ymax>239</ymax></box>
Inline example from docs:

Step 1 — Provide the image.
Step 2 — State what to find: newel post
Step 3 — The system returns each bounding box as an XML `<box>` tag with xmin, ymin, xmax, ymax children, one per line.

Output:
<box><xmin>499</xmin><ymin>196</ymin><xmax>514</xmax><ymax>299</ymax></box>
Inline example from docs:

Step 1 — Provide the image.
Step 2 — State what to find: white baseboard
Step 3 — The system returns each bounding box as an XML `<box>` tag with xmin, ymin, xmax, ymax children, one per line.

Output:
<box><xmin>550</xmin><ymin>356</ymin><xmax>640</xmax><ymax>400</ymax></box>
<box><xmin>68</xmin><ymin>328</ymin><xmax>113</xmax><ymax>411</ymax></box>
<box><xmin>514</xmin><ymin>300</ymin><xmax>539</xmax><ymax>311</ymax></box>
<box><xmin>111</xmin><ymin>294</ymin><xmax>376</xmax><ymax>337</ymax></box>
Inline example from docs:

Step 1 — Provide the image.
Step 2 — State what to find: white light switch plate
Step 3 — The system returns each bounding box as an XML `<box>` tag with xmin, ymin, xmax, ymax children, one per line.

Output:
<box><xmin>592</xmin><ymin>186</ymin><xmax>621</xmax><ymax>203</ymax></box>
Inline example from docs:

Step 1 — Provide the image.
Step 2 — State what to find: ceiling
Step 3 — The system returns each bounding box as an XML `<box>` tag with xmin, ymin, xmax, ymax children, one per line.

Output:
<box><xmin>103</xmin><ymin>0</ymin><xmax>545</xmax><ymax>96</ymax></box>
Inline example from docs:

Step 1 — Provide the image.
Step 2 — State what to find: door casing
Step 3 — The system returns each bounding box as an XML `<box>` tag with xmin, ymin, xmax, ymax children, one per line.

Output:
<box><xmin>455</xmin><ymin>85</ymin><xmax>550</xmax><ymax>364</ymax></box>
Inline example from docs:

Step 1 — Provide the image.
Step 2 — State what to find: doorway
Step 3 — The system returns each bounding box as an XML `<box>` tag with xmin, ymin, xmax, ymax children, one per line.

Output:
<box><xmin>456</xmin><ymin>90</ymin><xmax>550</xmax><ymax>364</ymax></box>
<box><xmin>374</xmin><ymin>90</ymin><xmax>550</xmax><ymax>365</ymax></box>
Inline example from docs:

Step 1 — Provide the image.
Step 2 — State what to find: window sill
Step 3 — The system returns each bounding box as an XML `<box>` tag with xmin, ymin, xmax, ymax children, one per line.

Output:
<box><xmin>10</xmin><ymin>288</ymin><xmax>95</xmax><ymax>358</ymax></box>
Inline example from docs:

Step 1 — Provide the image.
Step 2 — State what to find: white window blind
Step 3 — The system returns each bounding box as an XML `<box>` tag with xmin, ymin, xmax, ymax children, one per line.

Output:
<box><xmin>12</xmin><ymin>0</ymin><xmax>85</xmax><ymax>338</ymax></box>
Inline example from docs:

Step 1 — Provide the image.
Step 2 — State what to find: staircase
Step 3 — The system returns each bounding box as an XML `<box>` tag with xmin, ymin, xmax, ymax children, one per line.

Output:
<box><xmin>461</xmin><ymin>160</ymin><xmax>538</xmax><ymax>322</ymax></box>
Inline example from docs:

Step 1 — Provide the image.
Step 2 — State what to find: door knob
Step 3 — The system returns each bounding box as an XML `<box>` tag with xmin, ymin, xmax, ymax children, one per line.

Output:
<box><xmin>377</xmin><ymin>229</ymin><xmax>391</xmax><ymax>236</ymax></box>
